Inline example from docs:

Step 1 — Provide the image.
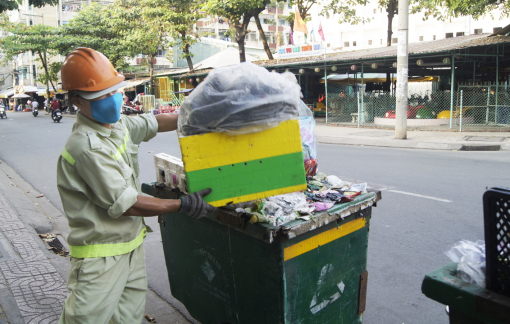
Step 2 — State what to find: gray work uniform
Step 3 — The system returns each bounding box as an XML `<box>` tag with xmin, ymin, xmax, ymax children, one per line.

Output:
<box><xmin>57</xmin><ymin>112</ymin><xmax>158</xmax><ymax>324</ymax></box>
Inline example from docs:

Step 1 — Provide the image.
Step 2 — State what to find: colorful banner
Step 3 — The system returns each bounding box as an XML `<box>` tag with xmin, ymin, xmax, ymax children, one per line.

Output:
<box><xmin>278</xmin><ymin>43</ymin><xmax>322</xmax><ymax>59</ymax></box>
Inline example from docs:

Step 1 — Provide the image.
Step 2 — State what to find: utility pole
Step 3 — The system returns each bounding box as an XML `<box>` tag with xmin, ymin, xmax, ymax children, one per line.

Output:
<box><xmin>395</xmin><ymin>0</ymin><xmax>408</xmax><ymax>139</ymax></box>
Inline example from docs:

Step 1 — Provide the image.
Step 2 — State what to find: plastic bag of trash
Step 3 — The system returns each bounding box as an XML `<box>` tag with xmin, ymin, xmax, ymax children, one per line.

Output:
<box><xmin>178</xmin><ymin>62</ymin><xmax>301</xmax><ymax>136</ymax></box>
<box><xmin>444</xmin><ymin>240</ymin><xmax>486</xmax><ymax>287</ymax></box>
<box><xmin>298</xmin><ymin>101</ymin><xmax>317</xmax><ymax>177</ymax></box>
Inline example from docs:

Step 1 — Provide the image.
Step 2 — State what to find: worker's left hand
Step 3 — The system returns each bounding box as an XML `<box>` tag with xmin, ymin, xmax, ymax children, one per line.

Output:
<box><xmin>180</xmin><ymin>188</ymin><xmax>216</xmax><ymax>219</ymax></box>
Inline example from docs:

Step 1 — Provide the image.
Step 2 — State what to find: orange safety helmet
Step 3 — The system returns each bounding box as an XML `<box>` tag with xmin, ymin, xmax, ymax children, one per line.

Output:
<box><xmin>61</xmin><ymin>48</ymin><xmax>125</xmax><ymax>92</ymax></box>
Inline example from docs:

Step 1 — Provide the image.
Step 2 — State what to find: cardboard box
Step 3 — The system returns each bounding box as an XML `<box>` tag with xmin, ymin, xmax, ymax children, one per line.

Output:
<box><xmin>178</xmin><ymin>119</ymin><xmax>307</xmax><ymax>207</ymax></box>
<box><xmin>153</xmin><ymin>153</ymin><xmax>188</xmax><ymax>193</ymax></box>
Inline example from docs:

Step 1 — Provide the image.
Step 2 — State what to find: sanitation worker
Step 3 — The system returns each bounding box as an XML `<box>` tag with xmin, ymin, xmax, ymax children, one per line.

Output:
<box><xmin>57</xmin><ymin>47</ymin><xmax>215</xmax><ymax>324</ymax></box>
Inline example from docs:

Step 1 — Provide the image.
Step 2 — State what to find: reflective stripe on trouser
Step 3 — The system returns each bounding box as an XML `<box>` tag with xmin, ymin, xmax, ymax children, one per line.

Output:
<box><xmin>59</xmin><ymin>244</ymin><xmax>147</xmax><ymax>324</ymax></box>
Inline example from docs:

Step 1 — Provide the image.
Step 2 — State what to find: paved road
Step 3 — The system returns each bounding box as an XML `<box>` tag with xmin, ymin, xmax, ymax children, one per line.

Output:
<box><xmin>1</xmin><ymin>112</ymin><xmax>509</xmax><ymax>323</ymax></box>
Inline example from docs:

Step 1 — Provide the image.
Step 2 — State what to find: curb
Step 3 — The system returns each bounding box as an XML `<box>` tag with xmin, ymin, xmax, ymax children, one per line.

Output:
<box><xmin>459</xmin><ymin>144</ymin><xmax>501</xmax><ymax>151</ymax></box>
<box><xmin>316</xmin><ymin>137</ymin><xmax>506</xmax><ymax>151</ymax></box>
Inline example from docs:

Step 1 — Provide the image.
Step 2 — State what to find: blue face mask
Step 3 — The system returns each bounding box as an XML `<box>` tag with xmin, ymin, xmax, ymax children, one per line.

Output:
<box><xmin>90</xmin><ymin>92</ymin><xmax>123</xmax><ymax>124</ymax></box>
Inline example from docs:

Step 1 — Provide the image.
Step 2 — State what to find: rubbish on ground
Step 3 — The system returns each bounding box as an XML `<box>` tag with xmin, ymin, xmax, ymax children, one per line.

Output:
<box><xmin>144</xmin><ymin>314</ymin><xmax>156</xmax><ymax>323</ymax></box>
<box><xmin>38</xmin><ymin>233</ymin><xmax>69</xmax><ymax>257</ymax></box>
<box><xmin>444</xmin><ymin>239</ymin><xmax>486</xmax><ymax>288</ymax></box>
<box><xmin>36</xmin><ymin>194</ymin><xmax>44</xmax><ymax>198</ymax></box>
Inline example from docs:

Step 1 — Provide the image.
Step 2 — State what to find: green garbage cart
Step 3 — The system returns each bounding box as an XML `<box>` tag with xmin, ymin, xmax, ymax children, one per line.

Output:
<box><xmin>142</xmin><ymin>183</ymin><xmax>381</xmax><ymax>324</ymax></box>
<box><xmin>421</xmin><ymin>263</ymin><xmax>510</xmax><ymax>324</ymax></box>
<box><xmin>421</xmin><ymin>187</ymin><xmax>510</xmax><ymax>324</ymax></box>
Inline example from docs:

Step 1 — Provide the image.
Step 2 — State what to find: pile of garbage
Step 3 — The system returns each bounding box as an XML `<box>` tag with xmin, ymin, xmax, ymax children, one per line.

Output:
<box><xmin>235</xmin><ymin>172</ymin><xmax>368</xmax><ymax>227</ymax></box>
<box><xmin>177</xmin><ymin>62</ymin><xmax>301</xmax><ymax>136</ymax></box>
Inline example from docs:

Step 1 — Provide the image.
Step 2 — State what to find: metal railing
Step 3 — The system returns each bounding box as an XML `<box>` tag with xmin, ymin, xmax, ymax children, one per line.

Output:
<box><xmin>326</xmin><ymin>88</ymin><xmax>510</xmax><ymax>132</ymax></box>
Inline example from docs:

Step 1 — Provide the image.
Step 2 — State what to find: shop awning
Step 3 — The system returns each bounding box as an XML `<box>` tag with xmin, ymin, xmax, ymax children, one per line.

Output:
<box><xmin>37</xmin><ymin>89</ymin><xmax>67</xmax><ymax>96</ymax></box>
<box><xmin>123</xmin><ymin>79</ymin><xmax>148</xmax><ymax>90</ymax></box>
<box><xmin>0</xmin><ymin>88</ymin><xmax>15</xmax><ymax>99</ymax></box>
<box><xmin>23</xmin><ymin>86</ymin><xmax>39</xmax><ymax>93</ymax></box>
<box><xmin>175</xmin><ymin>89</ymin><xmax>193</xmax><ymax>93</ymax></box>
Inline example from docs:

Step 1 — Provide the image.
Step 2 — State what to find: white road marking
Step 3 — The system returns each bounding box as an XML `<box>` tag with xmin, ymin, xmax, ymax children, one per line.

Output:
<box><xmin>389</xmin><ymin>190</ymin><xmax>452</xmax><ymax>203</ymax></box>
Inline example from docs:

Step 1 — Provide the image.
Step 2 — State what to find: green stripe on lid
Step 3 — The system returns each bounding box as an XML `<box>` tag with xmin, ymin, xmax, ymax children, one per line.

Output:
<box><xmin>185</xmin><ymin>152</ymin><xmax>306</xmax><ymax>204</ymax></box>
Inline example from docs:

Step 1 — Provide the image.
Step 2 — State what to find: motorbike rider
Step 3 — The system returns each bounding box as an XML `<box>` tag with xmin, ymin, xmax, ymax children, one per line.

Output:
<box><xmin>57</xmin><ymin>47</ymin><xmax>215</xmax><ymax>324</ymax></box>
<box><xmin>51</xmin><ymin>98</ymin><xmax>60</xmax><ymax>117</ymax></box>
<box><xmin>31</xmin><ymin>100</ymin><xmax>39</xmax><ymax>111</ymax></box>
<box><xmin>123</xmin><ymin>96</ymin><xmax>132</xmax><ymax>107</ymax></box>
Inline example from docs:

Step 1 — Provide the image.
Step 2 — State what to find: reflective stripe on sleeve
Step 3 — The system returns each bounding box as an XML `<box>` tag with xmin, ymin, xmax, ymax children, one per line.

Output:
<box><xmin>69</xmin><ymin>227</ymin><xmax>147</xmax><ymax>258</ymax></box>
<box><xmin>61</xmin><ymin>148</ymin><xmax>76</xmax><ymax>165</ymax></box>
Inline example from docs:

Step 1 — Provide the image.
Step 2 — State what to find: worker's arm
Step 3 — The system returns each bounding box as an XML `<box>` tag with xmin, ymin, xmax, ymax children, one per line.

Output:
<box><xmin>155</xmin><ymin>113</ymin><xmax>178</xmax><ymax>132</ymax></box>
<box><xmin>123</xmin><ymin>195</ymin><xmax>181</xmax><ymax>217</ymax></box>
<box><xmin>123</xmin><ymin>189</ymin><xmax>216</xmax><ymax>219</ymax></box>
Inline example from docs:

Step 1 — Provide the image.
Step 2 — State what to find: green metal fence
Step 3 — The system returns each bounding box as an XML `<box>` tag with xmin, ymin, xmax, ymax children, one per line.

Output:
<box><xmin>326</xmin><ymin>88</ymin><xmax>510</xmax><ymax>132</ymax></box>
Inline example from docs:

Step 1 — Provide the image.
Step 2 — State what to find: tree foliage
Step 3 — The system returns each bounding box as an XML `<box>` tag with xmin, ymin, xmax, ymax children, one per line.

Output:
<box><xmin>0</xmin><ymin>0</ymin><xmax>58</xmax><ymax>14</ymax></box>
<box><xmin>286</xmin><ymin>0</ymin><xmax>316</xmax><ymax>26</ymax></box>
<box><xmin>0</xmin><ymin>18</ymin><xmax>61</xmax><ymax>98</ymax></box>
<box><xmin>205</xmin><ymin>0</ymin><xmax>267</xmax><ymax>62</ymax></box>
<box><xmin>61</xmin><ymin>3</ymin><xmax>129</xmax><ymax>70</ymax></box>
<box><xmin>107</xmin><ymin>0</ymin><xmax>173</xmax><ymax>94</ymax></box>
<box><xmin>411</xmin><ymin>0</ymin><xmax>510</xmax><ymax>20</ymax></box>
<box><xmin>165</xmin><ymin>0</ymin><xmax>202</xmax><ymax>70</ymax></box>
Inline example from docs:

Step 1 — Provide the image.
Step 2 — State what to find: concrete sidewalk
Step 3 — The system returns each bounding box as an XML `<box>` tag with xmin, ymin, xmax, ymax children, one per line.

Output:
<box><xmin>314</xmin><ymin>118</ymin><xmax>510</xmax><ymax>151</ymax></box>
<box><xmin>0</xmin><ymin>159</ymin><xmax>193</xmax><ymax>324</ymax></box>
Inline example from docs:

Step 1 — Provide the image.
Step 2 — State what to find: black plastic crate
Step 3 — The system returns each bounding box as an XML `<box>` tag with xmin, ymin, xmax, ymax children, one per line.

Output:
<box><xmin>483</xmin><ymin>187</ymin><xmax>510</xmax><ymax>297</ymax></box>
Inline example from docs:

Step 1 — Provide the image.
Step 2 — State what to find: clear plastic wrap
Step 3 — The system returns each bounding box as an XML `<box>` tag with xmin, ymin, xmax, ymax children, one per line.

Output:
<box><xmin>444</xmin><ymin>240</ymin><xmax>486</xmax><ymax>287</ymax></box>
<box><xmin>298</xmin><ymin>101</ymin><xmax>317</xmax><ymax>177</ymax></box>
<box><xmin>178</xmin><ymin>62</ymin><xmax>301</xmax><ymax>136</ymax></box>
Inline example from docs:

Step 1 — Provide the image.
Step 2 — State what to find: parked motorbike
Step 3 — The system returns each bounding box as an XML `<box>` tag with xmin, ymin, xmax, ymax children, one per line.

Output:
<box><xmin>52</xmin><ymin>109</ymin><xmax>62</xmax><ymax>123</ymax></box>
<box><xmin>122</xmin><ymin>105</ymin><xmax>144</xmax><ymax>116</ymax></box>
<box><xmin>0</xmin><ymin>106</ymin><xmax>6</xmax><ymax>119</ymax></box>
<box><xmin>32</xmin><ymin>107</ymin><xmax>38</xmax><ymax>117</ymax></box>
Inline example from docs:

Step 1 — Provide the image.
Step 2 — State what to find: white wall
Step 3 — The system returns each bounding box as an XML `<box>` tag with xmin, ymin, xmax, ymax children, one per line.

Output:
<box><xmin>303</xmin><ymin>0</ymin><xmax>508</xmax><ymax>51</ymax></box>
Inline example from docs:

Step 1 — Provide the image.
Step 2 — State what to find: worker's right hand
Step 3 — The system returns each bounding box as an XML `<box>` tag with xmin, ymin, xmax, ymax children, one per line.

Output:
<box><xmin>180</xmin><ymin>188</ymin><xmax>216</xmax><ymax>219</ymax></box>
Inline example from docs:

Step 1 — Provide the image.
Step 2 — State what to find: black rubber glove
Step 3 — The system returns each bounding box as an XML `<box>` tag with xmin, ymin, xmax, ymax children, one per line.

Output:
<box><xmin>180</xmin><ymin>188</ymin><xmax>216</xmax><ymax>219</ymax></box>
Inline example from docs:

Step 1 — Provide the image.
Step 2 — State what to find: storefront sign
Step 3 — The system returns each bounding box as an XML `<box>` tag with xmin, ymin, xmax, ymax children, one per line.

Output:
<box><xmin>278</xmin><ymin>43</ymin><xmax>323</xmax><ymax>59</ymax></box>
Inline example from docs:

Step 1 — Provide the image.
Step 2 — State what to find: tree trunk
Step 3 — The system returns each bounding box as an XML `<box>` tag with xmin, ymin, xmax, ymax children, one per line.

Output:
<box><xmin>149</xmin><ymin>55</ymin><xmax>154</xmax><ymax>95</ymax></box>
<box><xmin>185</xmin><ymin>52</ymin><xmax>193</xmax><ymax>70</ymax></box>
<box><xmin>386</xmin><ymin>0</ymin><xmax>395</xmax><ymax>47</ymax></box>
<box><xmin>39</xmin><ymin>51</ymin><xmax>57</xmax><ymax>92</ymax></box>
<box><xmin>254</xmin><ymin>14</ymin><xmax>273</xmax><ymax>60</ymax></box>
<box><xmin>386</xmin><ymin>0</ymin><xmax>396</xmax><ymax>91</ymax></box>
<box><xmin>235</xmin><ymin>14</ymin><xmax>252</xmax><ymax>62</ymax></box>
<box><xmin>39</xmin><ymin>51</ymin><xmax>50</xmax><ymax>108</ymax></box>
<box><xmin>237</xmin><ymin>32</ymin><xmax>247</xmax><ymax>62</ymax></box>
<box><xmin>181</xmin><ymin>31</ymin><xmax>194</xmax><ymax>70</ymax></box>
